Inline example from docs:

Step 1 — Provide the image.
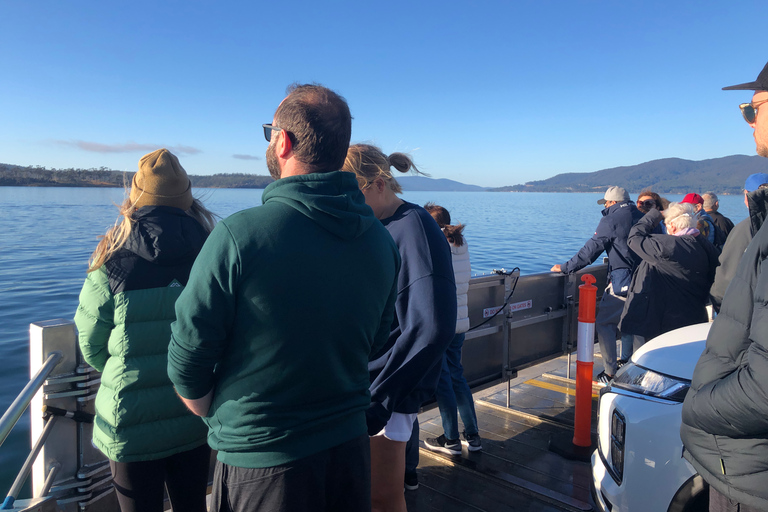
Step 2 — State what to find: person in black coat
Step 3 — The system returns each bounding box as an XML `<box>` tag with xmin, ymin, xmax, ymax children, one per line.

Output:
<box><xmin>681</xmin><ymin>60</ymin><xmax>768</xmax><ymax>512</ymax></box>
<box><xmin>702</xmin><ymin>192</ymin><xmax>735</xmax><ymax>238</ymax></box>
<box><xmin>619</xmin><ymin>202</ymin><xmax>719</xmax><ymax>348</ymax></box>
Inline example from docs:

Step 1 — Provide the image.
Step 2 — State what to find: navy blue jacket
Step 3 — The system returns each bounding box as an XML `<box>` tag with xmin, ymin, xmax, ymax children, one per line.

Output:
<box><xmin>561</xmin><ymin>201</ymin><xmax>644</xmax><ymax>293</ymax></box>
<box><xmin>366</xmin><ymin>202</ymin><xmax>457</xmax><ymax>435</ymax></box>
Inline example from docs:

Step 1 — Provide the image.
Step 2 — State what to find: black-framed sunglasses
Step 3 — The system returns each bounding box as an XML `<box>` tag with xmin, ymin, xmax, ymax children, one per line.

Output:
<box><xmin>262</xmin><ymin>124</ymin><xmax>282</xmax><ymax>142</ymax></box>
<box><xmin>739</xmin><ymin>98</ymin><xmax>768</xmax><ymax>124</ymax></box>
<box><xmin>639</xmin><ymin>200</ymin><xmax>657</xmax><ymax>209</ymax></box>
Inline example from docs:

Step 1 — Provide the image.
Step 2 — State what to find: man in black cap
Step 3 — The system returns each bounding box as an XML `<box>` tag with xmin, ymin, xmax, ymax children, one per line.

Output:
<box><xmin>681</xmin><ymin>62</ymin><xmax>768</xmax><ymax>512</ymax></box>
<box><xmin>550</xmin><ymin>186</ymin><xmax>643</xmax><ymax>383</ymax></box>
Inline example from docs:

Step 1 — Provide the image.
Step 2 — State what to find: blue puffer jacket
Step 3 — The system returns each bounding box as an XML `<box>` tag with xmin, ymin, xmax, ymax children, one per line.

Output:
<box><xmin>75</xmin><ymin>206</ymin><xmax>209</xmax><ymax>462</ymax></box>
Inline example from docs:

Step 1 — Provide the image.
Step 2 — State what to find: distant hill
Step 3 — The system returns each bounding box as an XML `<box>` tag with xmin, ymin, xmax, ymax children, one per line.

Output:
<box><xmin>491</xmin><ymin>155</ymin><xmax>768</xmax><ymax>194</ymax></box>
<box><xmin>397</xmin><ymin>176</ymin><xmax>486</xmax><ymax>192</ymax></box>
<box><xmin>0</xmin><ymin>163</ymin><xmax>484</xmax><ymax>191</ymax></box>
<box><xmin>0</xmin><ymin>163</ymin><xmax>274</xmax><ymax>188</ymax></box>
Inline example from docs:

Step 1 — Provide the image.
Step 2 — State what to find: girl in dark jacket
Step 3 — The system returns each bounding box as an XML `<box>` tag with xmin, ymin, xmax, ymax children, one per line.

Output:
<box><xmin>619</xmin><ymin>203</ymin><xmax>719</xmax><ymax>348</ymax></box>
<box><xmin>75</xmin><ymin>149</ymin><xmax>215</xmax><ymax>512</ymax></box>
<box><xmin>342</xmin><ymin>144</ymin><xmax>456</xmax><ymax>512</ymax></box>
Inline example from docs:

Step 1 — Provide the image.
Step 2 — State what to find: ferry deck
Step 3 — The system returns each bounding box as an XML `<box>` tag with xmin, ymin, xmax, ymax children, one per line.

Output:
<box><xmin>404</xmin><ymin>351</ymin><xmax>600</xmax><ymax>512</ymax></box>
<box><xmin>1</xmin><ymin>265</ymin><xmax>610</xmax><ymax>511</ymax></box>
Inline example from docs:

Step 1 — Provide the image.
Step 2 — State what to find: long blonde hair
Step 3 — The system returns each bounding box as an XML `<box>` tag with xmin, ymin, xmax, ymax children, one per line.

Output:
<box><xmin>341</xmin><ymin>143</ymin><xmax>426</xmax><ymax>193</ymax></box>
<box><xmin>88</xmin><ymin>194</ymin><xmax>217</xmax><ymax>272</ymax></box>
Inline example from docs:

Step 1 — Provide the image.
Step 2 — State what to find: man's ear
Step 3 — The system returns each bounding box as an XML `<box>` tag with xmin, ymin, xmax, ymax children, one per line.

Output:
<box><xmin>276</xmin><ymin>129</ymin><xmax>292</xmax><ymax>158</ymax></box>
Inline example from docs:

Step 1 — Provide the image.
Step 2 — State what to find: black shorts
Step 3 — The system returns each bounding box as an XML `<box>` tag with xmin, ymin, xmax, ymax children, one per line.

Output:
<box><xmin>210</xmin><ymin>434</ymin><xmax>371</xmax><ymax>512</ymax></box>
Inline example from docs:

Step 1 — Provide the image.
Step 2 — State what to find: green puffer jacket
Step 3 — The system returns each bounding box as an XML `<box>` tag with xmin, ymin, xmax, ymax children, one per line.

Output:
<box><xmin>75</xmin><ymin>206</ymin><xmax>209</xmax><ymax>463</ymax></box>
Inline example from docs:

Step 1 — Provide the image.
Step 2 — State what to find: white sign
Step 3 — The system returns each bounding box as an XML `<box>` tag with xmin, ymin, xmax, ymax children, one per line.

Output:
<box><xmin>482</xmin><ymin>306</ymin><xmax>504</xmax><ymax>318</ymax></box>
<box><xmin>510</xmin><ymin>300</ymin><xmax>533</xmax><ymax>312</ymax></box>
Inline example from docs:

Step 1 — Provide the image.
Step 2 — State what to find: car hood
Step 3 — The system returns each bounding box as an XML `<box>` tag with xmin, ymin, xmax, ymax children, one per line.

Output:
<box><xmin>631</xmin><ymin>322</ymin><xmax>710</xmax><ymax>380</ymax></box>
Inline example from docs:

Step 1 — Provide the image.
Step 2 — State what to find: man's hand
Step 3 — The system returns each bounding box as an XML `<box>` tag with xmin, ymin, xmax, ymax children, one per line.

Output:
<box><xmin>550</xmin><ymin>264</ymin><xmax>562</xmax><ymax>273</ymax></box>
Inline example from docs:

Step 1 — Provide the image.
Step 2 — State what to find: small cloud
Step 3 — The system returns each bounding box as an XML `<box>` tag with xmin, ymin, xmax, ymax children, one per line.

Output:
<box><xmin>55</xmin><ymin>140</ymin><xmax>202</xmax><ymax>155</ymax></box>
<box><xmin>233</xmin><ymin>154</ymin><xmax>261</xmax><ymax>161</ymax></box>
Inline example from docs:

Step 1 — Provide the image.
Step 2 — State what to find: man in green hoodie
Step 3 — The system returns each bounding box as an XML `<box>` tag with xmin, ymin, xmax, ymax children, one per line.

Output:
<box><xmin>168</xmin><ymin>84</ymin><xmax>400</xmax><ymax>512</ymax></box>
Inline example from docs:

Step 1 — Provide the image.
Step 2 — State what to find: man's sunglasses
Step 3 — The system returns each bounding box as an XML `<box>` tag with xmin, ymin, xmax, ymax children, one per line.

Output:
<box><xmin>739</xmin><ymin>98</ymin><xmax>768</xmax><ymax>124</ymax></box>
<box><xmin>262</xmin><ymin>124</ymin><xmax>282</xmax><ymax>142</ymax></box>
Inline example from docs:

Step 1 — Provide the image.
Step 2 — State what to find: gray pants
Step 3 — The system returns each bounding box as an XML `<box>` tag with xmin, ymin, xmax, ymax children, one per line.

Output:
<box><xmin>595</xmin><ymin>286</ymin><xmax>626</xmax><ymax>376</ymax></box>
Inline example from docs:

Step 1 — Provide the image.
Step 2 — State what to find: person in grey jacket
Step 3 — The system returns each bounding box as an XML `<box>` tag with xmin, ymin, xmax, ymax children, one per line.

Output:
<box><xmin>681</xmin><ymin>60</ymin><xmax>768</xmax><ymax>512</ymax></box>
<box><xmin>709</xmin><ymin>173</ymin><xmax>768</xmax><ymax>313</ymax></box>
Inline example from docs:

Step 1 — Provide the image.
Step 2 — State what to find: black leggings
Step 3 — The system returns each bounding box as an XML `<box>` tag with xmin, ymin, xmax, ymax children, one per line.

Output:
<box><xmin>109</xmin><ymin>443</ymin><xmax>211</xmax><ymax>512</ymax></box>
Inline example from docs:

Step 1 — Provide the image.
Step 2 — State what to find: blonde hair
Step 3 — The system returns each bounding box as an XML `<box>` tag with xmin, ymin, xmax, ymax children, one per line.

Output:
<box><xmin>341</xmin><ymin>143</ymin><xmax>426</xmax><ymax>194</ymax></box>
<box><xmin>663</xmin><ymin>202</ymin><xmax>697</xmax><ymax>231</ymax></box>
<box><xmin>88</xmin><ymin>193</ymin><xmax>217</xmax><ymax>273</ymax></box>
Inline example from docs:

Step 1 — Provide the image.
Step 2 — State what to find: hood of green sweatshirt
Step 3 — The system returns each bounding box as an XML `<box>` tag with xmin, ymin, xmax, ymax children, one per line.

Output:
<box><xmin>261</xmin><ymin>171</ymin><xmax>378</xmax><ymax>240</ymax></box>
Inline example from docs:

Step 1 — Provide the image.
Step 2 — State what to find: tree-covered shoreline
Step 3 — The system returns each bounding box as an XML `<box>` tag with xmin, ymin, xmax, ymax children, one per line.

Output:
<box><xmin>0</xmin><ymin>163</ymin><xmax>274</xmax><ymax>189</ymax></box>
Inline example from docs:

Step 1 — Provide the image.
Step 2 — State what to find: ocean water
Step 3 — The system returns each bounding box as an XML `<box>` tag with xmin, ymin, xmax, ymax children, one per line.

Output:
<box><xmin>0</xmin><ymin>186</ymin><xmax>748</xmax><ymax>494</ymax></box>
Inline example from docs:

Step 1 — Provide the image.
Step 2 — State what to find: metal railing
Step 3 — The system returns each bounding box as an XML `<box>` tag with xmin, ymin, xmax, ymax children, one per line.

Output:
<box><xmin>0</xmin><ymin>352</ymin><xmax>63</xmax><ymax>510</ymax></box>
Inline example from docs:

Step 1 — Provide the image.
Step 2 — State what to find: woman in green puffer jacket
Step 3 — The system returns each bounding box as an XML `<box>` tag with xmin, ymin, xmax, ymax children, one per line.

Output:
<box><xmin>75</xmin><ymin>149</ymin><xmax>215</xmax><ymax>512</ymax></box>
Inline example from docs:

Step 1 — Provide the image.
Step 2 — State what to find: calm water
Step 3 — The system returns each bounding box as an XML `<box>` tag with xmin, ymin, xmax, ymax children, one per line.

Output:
<box><xmin>0</xmin><ymin>186</ymin><xmax>748</xmax><ymax>493</ymax></box>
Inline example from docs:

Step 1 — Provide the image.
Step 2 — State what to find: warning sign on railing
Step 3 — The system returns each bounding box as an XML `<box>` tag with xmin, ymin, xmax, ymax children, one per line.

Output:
<box><xmin>510</xmin><ymin>300</ymin><xmax>533</xmax><ymax>312</ymax></box>
<box><xmin>482</xmin><ymin>306</ymin><xmax>504</xmax><ymax>318</ymax></box>
<box><xmin>482</xmin><ymin>300</ymin><xmax>533</xmax><ymax>318</ymax></box>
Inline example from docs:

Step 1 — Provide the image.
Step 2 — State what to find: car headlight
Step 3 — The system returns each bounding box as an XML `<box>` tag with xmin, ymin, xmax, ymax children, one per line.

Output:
<box><xmin>611</xmin><ymin>363</ymin><xmax>690</xmax><ymax>402</ymax></box>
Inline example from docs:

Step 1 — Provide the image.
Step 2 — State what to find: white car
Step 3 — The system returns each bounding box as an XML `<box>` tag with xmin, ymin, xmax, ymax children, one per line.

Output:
<box><xmin>591</xmin><ymin>322</ymin><xmax>711</xmax><ymax>512</ymax></box>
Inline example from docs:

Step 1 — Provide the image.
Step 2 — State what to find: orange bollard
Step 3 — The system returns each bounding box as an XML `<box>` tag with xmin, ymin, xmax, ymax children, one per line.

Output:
<box><xmin>573</xmin><ymin>274</ymin><xmax>597</xmax><ymax>447</ymax></box>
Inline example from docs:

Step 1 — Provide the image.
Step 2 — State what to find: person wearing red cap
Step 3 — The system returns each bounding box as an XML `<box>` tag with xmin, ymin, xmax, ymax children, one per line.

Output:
<box><xmin>681</xmin><ymin>61</ymin><xmax>768</xmax><ymax>512</ymax></box>
<box><xmin>680</xmin><ymin>193</ymin><xmax>724</xmax><ymax>249</ymax></box>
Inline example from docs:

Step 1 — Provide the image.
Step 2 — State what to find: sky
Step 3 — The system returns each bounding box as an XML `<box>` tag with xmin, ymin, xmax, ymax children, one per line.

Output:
<box><xmin>1</xmin><ymin>1</ymin><xmax>765</xmax><ymax>188</ymax></box>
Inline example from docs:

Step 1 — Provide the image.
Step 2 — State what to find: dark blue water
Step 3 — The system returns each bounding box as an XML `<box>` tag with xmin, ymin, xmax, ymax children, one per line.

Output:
<box><xmin>0</xmin><ymin>186</ymin><xmax>748</xmax><ymax>494</ymax></box>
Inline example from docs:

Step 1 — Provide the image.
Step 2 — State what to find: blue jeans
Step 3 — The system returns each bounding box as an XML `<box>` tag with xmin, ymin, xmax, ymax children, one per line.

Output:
<box><xmin>435</xmin><ymin>333</ymin><xmax>479</xmax><ymax>440</ymax></box>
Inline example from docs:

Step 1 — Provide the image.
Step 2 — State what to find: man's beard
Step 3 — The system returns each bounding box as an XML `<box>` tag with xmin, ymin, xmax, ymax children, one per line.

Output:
<box><xmin>757</xmin><ymin>141</ymin><xmax>768</xmax><ymax>158</ymax></box>
<box><xmin>266</xmin><ymin>139</ymin><xmax>281</xmax><ymax>180</ymax></box>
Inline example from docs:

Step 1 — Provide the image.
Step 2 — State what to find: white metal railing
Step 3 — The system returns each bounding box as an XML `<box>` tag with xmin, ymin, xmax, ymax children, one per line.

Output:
<box><xmin>0</xmin><ymin>352</ymin><xmax>63</xmax><ymax>510</ymax></box>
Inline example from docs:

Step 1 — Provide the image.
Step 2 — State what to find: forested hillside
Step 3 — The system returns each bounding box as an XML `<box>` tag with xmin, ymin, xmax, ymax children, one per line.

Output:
<box><xmin>492</xmin><ymin>155</ymin><xmax>768</xmax><ymax>194</ymax></box>
<box><xmin>0</xmin><ymin>164</ymin><xmax>274</xmax><ymax>188</ymax></box>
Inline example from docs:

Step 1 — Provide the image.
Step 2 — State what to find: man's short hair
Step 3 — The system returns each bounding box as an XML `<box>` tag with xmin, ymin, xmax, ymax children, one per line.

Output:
<box><xmin>274</xmin><ymin>84</ymin><xmax>352</xmax><ymax>172</ymax></box>
<box><xmin>702</xmin><ymin>192</ymin><xmax>718</xmax><ymax>210</ymax></box>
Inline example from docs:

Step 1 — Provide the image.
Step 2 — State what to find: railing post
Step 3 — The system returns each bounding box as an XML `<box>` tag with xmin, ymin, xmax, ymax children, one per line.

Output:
<box><xmin>0</xmin><ymin>351</ymin><xmax>63</xmax><ymax>447</ymax></box>
<box><xmin>573</xmin><ymin>274</ymin><xmax>597</xmax><ymax>448</ymax></box>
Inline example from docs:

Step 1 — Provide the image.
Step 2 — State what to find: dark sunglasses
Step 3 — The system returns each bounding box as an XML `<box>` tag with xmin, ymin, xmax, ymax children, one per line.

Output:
<box><xmin>262</xmin><ymin>124</ymin><xmax>282</xmax><ymax>142</ymax></box>
<box><xmin>739</xmin><ymin>98</ymin><xmax>768</xmax><ymax>124</ymax></box>
<box><xmin>639</xmin><ymin>200</ymin><xmax>657</xmax><ymax>208</ymax></box>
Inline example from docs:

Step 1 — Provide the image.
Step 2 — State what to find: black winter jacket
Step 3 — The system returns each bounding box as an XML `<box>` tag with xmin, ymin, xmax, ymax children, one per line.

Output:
<box><xmin>618</xmin><ymin>209</ymin><xmax>719</xmax><ymax>340</ymax></box>
<box><xmin>561</xmin><ymin>201</ymin><xmax>644</xmax><ymax>294</ymax></box>
<box><xmin>681</xmin><ymin>212</ymin><xmax>768</xmax><ymax>509</ymax></box>
<box><xmin>708</xmin><ymin>210</ymin><xmax>735</xmax><ymax>239</ymax></box>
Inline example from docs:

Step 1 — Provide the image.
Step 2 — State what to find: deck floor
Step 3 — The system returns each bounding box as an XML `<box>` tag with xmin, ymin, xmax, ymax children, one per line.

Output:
<box><xmin>404</xmin><ymin>351</ymin><xmax>606</xmax><ymax>512</ymax></box>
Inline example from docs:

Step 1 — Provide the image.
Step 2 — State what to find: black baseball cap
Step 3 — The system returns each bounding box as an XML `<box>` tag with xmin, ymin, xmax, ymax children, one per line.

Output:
<box><xmin>723</xmin><ymin>61</ymin><xmax>768</xmax><ymax>91</ymax></box>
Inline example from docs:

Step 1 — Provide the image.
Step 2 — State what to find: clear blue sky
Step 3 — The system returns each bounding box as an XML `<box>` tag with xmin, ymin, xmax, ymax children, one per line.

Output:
<box><xmin>1</xmin><ymin>1</ymin><xmax>765</xmax><ymax>187</ymax></box>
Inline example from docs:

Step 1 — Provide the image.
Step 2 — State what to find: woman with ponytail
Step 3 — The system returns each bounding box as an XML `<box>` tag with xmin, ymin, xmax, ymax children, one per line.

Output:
<box><xmin>75</xmin><ymin>149</ymin><xmax>215</xmax><ymax>512</ymax></box>
<box><xmin>343</xmin><ymin>144</ymin><xmax>456</xmax><ymax>512</ymax></box>
<box><xmin>422</xmin><ymin>203</ymin><xmax>482</xmax><ymax>454</ymax></box>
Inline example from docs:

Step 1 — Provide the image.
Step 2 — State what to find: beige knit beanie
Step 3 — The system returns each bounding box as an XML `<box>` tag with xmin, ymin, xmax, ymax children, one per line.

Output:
<box><xmin>130</xmin><ymin>148</ymin><xmax>193</xmax><ymax>210</ymax></box>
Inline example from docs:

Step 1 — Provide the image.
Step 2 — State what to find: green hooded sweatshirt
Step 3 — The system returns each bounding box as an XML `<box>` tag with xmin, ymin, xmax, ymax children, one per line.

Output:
<box><xmin>168</xmin><ymin>171</ymin><xmax>399</xmax><ymax>468</ymax></box>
